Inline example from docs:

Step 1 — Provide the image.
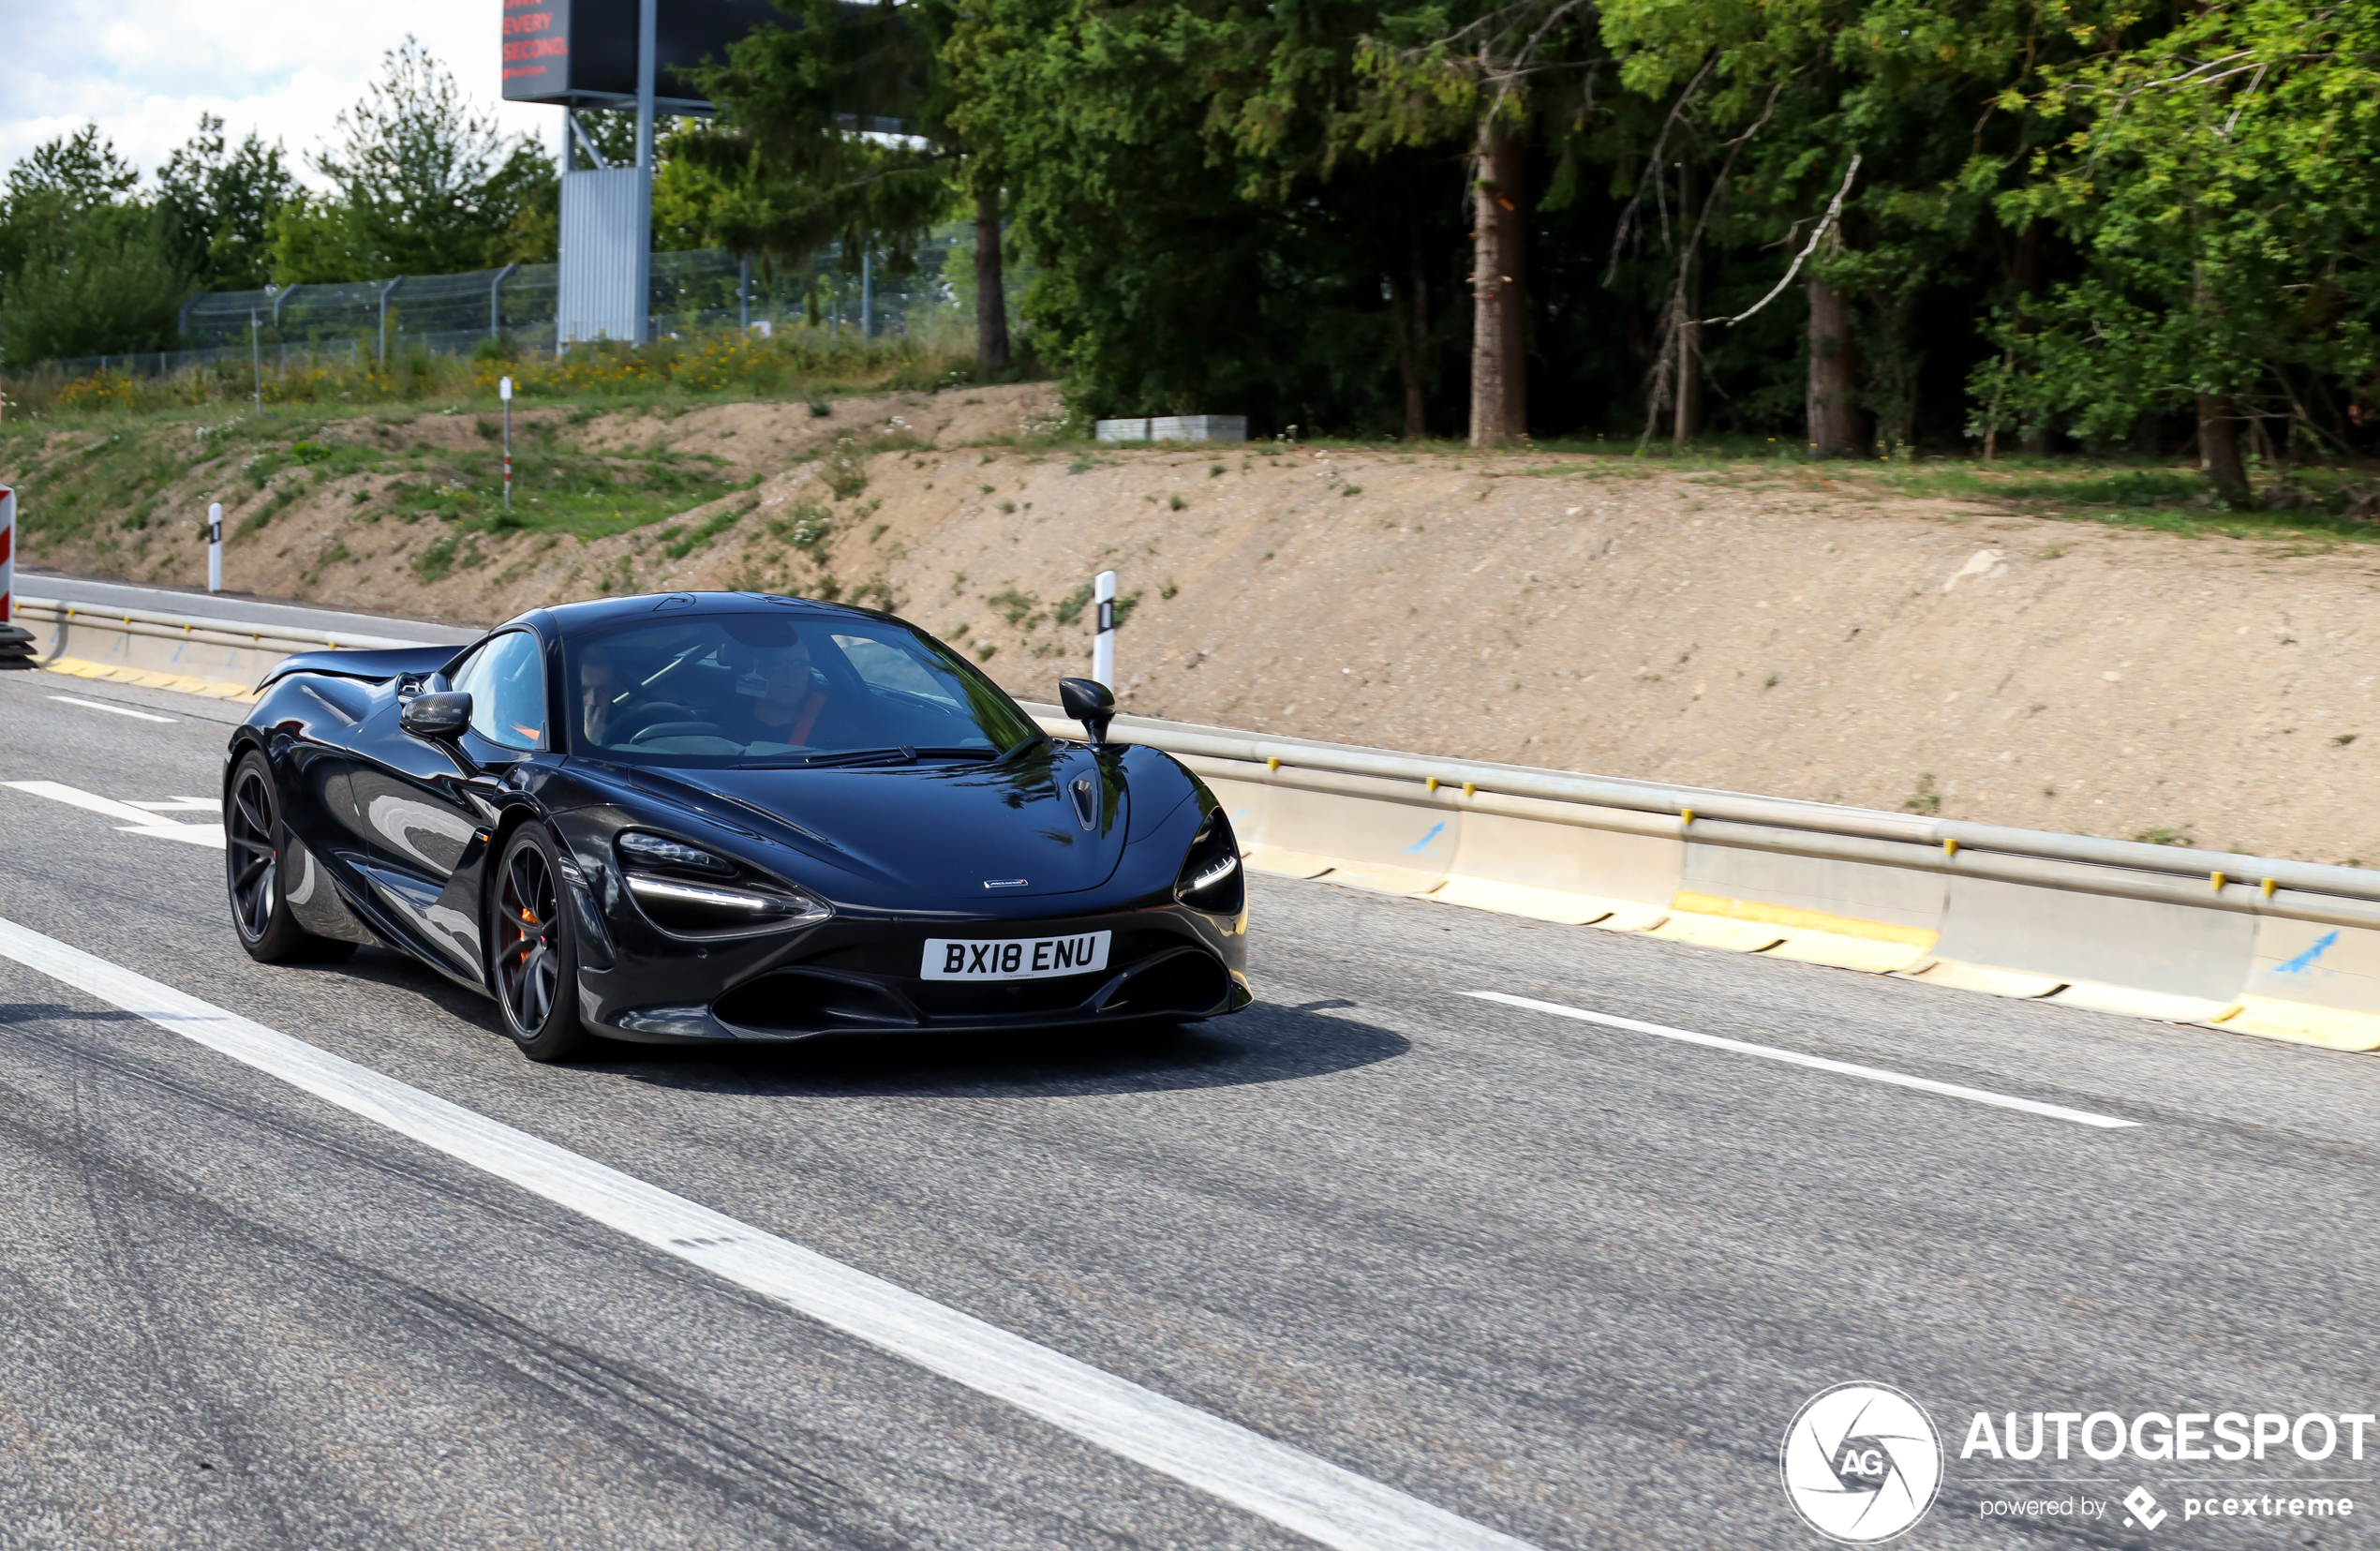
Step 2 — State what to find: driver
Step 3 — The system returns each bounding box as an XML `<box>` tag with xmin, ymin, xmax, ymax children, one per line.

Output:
<box><xmin>715</xmin><ymin>634</ymin><xmax>858</xmax><ymax>751</ymax></box>
<box><xmin>578</xmin><ymin>636</ymin><xmax>629</xmax><ymax>747</ymax></box>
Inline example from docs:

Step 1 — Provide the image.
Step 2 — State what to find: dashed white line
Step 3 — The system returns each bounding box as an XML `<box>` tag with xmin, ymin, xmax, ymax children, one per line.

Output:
<box><xmin>1465</xmin><ymin>990</ymin><xmax>2140</xmax><ymax>1129</ymax></box>
<box><xmin>0</xmin><ymin>916</ymin><xmax>1542</xmax><ymax>1551</ymax></box>
<box><xmin>47</xmin><ymin>694</ymin><xmax>177</xmax><ymax>722</ymax></box>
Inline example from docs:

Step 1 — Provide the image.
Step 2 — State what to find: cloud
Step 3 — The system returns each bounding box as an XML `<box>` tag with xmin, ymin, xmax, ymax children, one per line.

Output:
<box><xmin>0</xmin><ymin>0</ymin><xmax>558</xmax><ymax>185</ymax></box>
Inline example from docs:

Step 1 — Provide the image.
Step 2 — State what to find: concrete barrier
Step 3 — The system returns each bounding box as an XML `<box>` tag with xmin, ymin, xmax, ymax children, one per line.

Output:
<box><xmin>1024</xmin><ymin>704</ymin><xmax>2380</xmax><ymax>1054</ymax></box>
<box><xmin>1671</xmin><ymin>827</ymin><xmax>1943</xmax><ymax>972</ymax></box>
<box><xmin>1438</xmin><ymin>792</ymin><xmax>1678</xmax><ymax>929</ymax></box>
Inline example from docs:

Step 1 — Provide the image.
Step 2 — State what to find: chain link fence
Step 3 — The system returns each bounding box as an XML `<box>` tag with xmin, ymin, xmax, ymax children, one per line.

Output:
<box><xmin>22</xmin><ymin>230</ymin><xmax>997</xmax><ymax>381</ymax></box>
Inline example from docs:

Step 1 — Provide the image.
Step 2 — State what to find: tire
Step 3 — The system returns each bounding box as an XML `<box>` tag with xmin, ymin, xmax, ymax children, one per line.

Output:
<box><xmin>226</xmin><ymin>751</ymin><xmax>356</xmax><ymax>965</ymax></box>
<box><xmin>488</xmin><ymin>824</ymin><xmax>595</xmax><ymax>1063</ymax></box>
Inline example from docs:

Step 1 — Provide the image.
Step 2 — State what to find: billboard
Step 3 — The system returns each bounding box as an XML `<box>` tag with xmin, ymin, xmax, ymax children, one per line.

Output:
<box><xmin>502</xmin><ymin>0</ymin><xmax>787</xmax><ymax>110</ymax></box>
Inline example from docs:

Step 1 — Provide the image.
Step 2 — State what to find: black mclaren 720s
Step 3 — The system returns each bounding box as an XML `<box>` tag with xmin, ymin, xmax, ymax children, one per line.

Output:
<box><xmin>224</xmin><ymin>590</ymin><xmax>1250</xmax><ymax>1061</ymax></box>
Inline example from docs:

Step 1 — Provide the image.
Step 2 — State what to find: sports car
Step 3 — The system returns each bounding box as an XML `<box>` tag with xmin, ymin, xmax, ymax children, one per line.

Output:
<box><xmin>225</xmin><ymin>590</ymin><xmax>1250</xmax><ymax>1061</ymax></box>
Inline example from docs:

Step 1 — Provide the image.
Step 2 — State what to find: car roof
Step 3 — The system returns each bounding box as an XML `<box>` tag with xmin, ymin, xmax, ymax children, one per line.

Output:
<box><xmin>523</xmin><ymin>591</ymin><xmax>893</xmax><ymax>639</ymax></box>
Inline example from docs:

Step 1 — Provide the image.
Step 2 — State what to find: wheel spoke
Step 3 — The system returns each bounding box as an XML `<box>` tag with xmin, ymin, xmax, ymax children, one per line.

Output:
<box><xmin>233</xmin><ymin>856</ymin><xmax>270</xmax><ymax>890</ymax></box>
<box><xmin>247</xmin><ymin>861</ymin><xmax>275</xmax><ymax>932</ymax></box>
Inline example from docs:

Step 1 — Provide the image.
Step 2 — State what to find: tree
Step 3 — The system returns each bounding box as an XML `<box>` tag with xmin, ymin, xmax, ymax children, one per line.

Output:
<box><xmin>1991</xmin><ymin>0</ymin><xmax>2380</xmax><ymax>500</ymax></box>
<box><xmin>281</xmin><ymin>38</ymin><xmax>554</xmax><ymax>281</ymax></box>
<box><xmin>1600</xmin><ymin>0</ymin><xmax>2119</xmax><ymax>457</ymax></box>
<box><xmin>156</xmin><ymin>115</ymin><xmax>297</xmax><ymax>291</ymax></box>
<box><xmin>0</xmin><ymin>126</ymin><xmax>191</xmax><ymax>363</ymax></box>
<box><xmin>683</xmin><ymin>0</ymin><xmax>976</xmax><ymax>351</ymax></box>
<box><xmin>1354</xmin><ymin>0</ymin><xmax>1601</xmax><ymax>446</ymax></box>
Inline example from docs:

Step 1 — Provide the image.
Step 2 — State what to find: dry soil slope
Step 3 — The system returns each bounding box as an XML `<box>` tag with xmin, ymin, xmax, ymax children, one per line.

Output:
<box><xmin>22</xmin><ymin>388</ymin><xmax>2380</xmax><ymax>862</ymax></box>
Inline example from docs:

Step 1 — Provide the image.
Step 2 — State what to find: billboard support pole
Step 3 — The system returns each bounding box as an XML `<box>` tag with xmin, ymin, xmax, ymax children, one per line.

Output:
<box><xmin>633</xmin><ymin>0</ymin><xmax>658</xmax><ymax>348</ymax></box>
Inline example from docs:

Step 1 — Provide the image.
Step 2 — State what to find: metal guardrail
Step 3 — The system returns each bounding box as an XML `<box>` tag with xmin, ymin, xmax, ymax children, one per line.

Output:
<box><xmin>1023</xmin><ymin>705</ymin><xmax>2380</xmax><ymax>911</ymax></box>
<box><xmin>15</xmin><ymin>598</ymin><xmax>438</xmax><ymax>657</ymax></box>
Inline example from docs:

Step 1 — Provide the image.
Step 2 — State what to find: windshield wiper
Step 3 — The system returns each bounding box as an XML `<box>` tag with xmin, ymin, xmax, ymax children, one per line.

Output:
<box><xmin>738</xmin><ymin>745</ymin><xmax>1004</xmax><ymax>769</ymax></box>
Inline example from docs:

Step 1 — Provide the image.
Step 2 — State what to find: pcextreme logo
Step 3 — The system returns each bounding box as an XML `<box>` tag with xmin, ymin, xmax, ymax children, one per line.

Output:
<box><xmin>1779</xmin><ymin>1382</ymin><xmax>1945</xmax><ymax>1543</ymax></box>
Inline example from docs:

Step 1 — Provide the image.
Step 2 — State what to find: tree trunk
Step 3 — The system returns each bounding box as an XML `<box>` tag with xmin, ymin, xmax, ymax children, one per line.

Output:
<box><xmin>1673</xmin><ymin>159</ymin><xmax>1702</xmax><ymax>447</ymax></box>
<box><xmin>1468</xmin><ymin>119</ymin><xmax>1527</xmax><ymax>449</ymax></box>
<box><xmin>2198</xmin><ymin>394</ymin><xmax>2250</xmax><ymax>503</ymax></box>
<box><xmin>974</xmin><ymin>186</ymin><xmax>1010</xmax><ymax>372</ymax></box>
<box><xmin>1388</xmin><ymin>219</ymin><xmax>1429</xmax><ymax>440</ymax></box>
<box><xmin>2189</xmin><ymin>242</ymin><xmax>2247</xmax><ymax>502</ymax></box>
<box><xmin>1806</xmin><ymin>265</ymin><xmax>1866</xmax><ymax>457</ymax></box>
<box><xmin>2014</xmin><ymin>219</ymin><xmax>2049</xmax><ymax>455</ymax></box>
<box><xmin>1406</xmin><ymin>224</ymin><xmax>1431</xmax><ymax>439</ymax></box>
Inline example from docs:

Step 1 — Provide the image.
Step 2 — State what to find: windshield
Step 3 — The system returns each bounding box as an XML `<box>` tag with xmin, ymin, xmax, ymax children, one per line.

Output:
<box><xmin>564</xmin><ymin>612</ymin><xmax>1040</xmax><ymax>767</ymax></box>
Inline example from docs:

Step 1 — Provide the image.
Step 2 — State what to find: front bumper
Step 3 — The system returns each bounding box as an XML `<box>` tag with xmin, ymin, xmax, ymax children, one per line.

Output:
<box><xmin>580</xmin><ymin>904</ymin><xmax>1250</xmax><ymax>1044</ymax></box>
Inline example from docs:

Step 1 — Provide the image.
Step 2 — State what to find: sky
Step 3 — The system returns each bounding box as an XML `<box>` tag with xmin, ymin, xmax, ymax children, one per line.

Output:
<box><xmin>0</xmin><ymin>0</ymin><xmax>558</xmax><ymax>186</ymax></box>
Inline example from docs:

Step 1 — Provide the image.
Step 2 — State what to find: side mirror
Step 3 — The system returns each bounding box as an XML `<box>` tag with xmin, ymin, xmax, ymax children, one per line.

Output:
<box><xmin>400</xmin><ymin>690</ymin><xmax>472</xmax><ymax>740</ymax></box>
<box><xmin>1057</xmin><ymin>677</ymin><xmax>1115</xmax><ymax>748</ymax></box>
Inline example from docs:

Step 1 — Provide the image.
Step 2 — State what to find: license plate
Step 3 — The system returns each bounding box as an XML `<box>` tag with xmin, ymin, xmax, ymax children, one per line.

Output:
<box><xmin>922</xmin><ymin>931</ymin><xmax>1111</xmax><ymax>981</ymax></box>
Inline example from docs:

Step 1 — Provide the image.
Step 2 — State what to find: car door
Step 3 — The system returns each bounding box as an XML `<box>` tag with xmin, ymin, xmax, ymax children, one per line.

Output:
<box><xmin>346</xmin><ymin>630</ymin><xmax>551</xmax><ymax>983</ymax></box>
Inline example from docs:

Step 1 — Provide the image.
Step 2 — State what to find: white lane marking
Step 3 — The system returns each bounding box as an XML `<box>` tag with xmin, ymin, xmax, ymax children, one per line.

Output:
<box><xmin>0</xmin><ymin>917</ymin><xmax>1540</xmax><ymax>1551</ymax></box>
<box><xmin>128</xmin><ymin>797</ymin><xmax>221</xmax><ymax>813</ymax></box>
<box><xmin>2</xmin><ymin>781</ymin><xmax>227</xmax><ymax>849</ymax></box>
<box><xmin>1465</xmin><ymin>990</ymin><xmax>2139</xmax><ymax>1129</ymax></box>
<box><xmin>47</xmin><ymin>694</ymin><xmax>176</xmax><ymax>723</ymax></box>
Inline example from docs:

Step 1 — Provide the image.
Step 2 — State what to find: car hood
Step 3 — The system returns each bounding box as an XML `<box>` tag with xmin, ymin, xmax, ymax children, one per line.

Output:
<box><xmin>615</xmin><ymin>744</ymin><xmax>1131</xmax><ymax>904</ymax></box>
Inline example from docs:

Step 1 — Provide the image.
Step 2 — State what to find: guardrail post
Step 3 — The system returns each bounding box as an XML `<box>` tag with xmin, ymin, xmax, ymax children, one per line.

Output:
<box><xmin>1092</xmin><ymin>570</ymin><xmax>1117</xmax><ymax>688</ymax></box>
<box><xmin>207</xmin><ymin>502</ymin><xmax>223</xmax><ymax>594</ymax></box>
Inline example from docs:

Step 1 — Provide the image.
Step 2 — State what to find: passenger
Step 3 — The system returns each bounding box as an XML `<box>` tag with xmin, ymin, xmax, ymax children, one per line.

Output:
<box><xmin>716</xmin><ymin>635</ymin><xmax>863</xmax><ymax>752</ymax></box>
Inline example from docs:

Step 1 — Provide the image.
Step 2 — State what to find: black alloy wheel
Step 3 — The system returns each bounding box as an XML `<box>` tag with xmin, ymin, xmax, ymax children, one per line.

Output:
<box><xmin>226</xmin><ymin>751</ymin><xmax>353</xmax><ymax>964</ymax></box>
<box><xmin>490</xmin><ymin>826</ymin><xmax>592</xmax><ymax>1063</ymax></box>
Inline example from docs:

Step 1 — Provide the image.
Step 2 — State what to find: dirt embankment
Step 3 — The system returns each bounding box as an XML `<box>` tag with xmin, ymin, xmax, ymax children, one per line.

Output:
<box><xmin>21</xmin><ymin>385</ymin><xmax>2380</xmax><ymax>863</ymax></box>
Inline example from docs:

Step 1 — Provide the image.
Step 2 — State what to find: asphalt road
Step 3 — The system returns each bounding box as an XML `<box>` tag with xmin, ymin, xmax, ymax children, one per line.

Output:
<box><xmin>4</xmin><ymin>663</ymin><xmax>2379</xmax><ymax>1550</ymax></box>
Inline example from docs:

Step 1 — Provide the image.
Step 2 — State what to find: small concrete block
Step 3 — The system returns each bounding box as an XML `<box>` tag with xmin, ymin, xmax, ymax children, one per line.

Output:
<box><xmin>1094</xmin><ymin>418</ymin><xmax>1151</xmax><ymax>442</ymax></box>
<box><xmin>1149</xmin><ymin>415</ymin><xmax>1247</xmax><ymax>443</ymax></box>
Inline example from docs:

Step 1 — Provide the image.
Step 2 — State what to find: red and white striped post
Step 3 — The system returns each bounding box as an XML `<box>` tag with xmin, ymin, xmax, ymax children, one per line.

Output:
<box><xmin>0</xmin><ymin>485</ymin><xmax>15</xmax><ymax>624</ymax></box>
<box><xmin>0</xmin><ymin>484</ymin><xmax>31</xmax><ymax>665</ymax></box>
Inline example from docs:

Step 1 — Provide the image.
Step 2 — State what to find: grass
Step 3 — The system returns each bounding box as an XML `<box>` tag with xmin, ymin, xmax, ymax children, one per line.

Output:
<box><xmin>380</xmin><ymin>445</ymin><xmax>743</xmax><ymax>541</ymax></box>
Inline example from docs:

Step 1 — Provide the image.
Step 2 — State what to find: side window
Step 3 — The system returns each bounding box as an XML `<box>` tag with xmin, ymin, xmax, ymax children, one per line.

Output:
<box><xmin>453</xmin><ymin>632</ymin><xmax>547</xmax><ymax>751</ymax></box>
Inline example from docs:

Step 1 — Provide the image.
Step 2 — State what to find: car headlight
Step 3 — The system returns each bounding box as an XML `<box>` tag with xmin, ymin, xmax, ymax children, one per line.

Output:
<box><xmin>1175</xmin><ymin>810</ymin><xmax>1244</xmax><ymax>915</ymax></box>
<box><xmin>614</xmin><ymin>828</ymin><xmax>828</xmax><ymax>937</ymax></box>
<box><xmin>617</xmin><ymin>829</ymin><xmax>734</xmax><ymax>874</ymax></box>
<box><xmin>624</xmin><ymin>873</ymin><xmax>832</xmax><ymax>938</ymax></box>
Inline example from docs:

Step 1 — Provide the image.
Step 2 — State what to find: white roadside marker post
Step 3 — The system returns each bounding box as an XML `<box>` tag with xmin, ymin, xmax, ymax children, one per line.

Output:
<box><xmin>499</xmin><ymin>375</ymin><xmax>513</xmax><ymax>510</ymax></box>
<box><xmin>206</xmin><ymin>502</ymin><xmax>223</xmax><ymax>594</ymax></box>
<box><xmin>1092</xmin><ymin>569</ymin><xmax>1117</xmax><ymax>689</ymax></box>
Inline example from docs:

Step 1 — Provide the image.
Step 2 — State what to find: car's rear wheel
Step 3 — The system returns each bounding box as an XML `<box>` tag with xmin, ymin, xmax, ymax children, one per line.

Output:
<box><xmin>490</xmin><ymin>825</ymin><xmax>594</xmax><ymax>1063</ymax></box>
<box><xmin>226</xmin><ymin>751</ymin><xmax>355</xmax><ymax>965</ymax></box>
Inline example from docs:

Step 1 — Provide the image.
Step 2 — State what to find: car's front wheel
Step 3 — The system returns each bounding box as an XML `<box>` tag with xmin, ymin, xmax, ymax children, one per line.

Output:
<box><xmin>225</xmin><ymin>751</ymin><xmax>355</xmax><ymax>965</ymax></box>
<box><xmin>489</xmin><ymin>825</ymin><xmax>594</xmax><ymax>1063</ymax></box>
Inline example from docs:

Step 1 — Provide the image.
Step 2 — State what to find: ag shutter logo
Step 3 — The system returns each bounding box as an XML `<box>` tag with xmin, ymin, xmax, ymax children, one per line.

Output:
<box><xmin>1780</xmin><ymin>1382</ymin><xmax>1944</xmax><ymax>1543</ymax></box>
